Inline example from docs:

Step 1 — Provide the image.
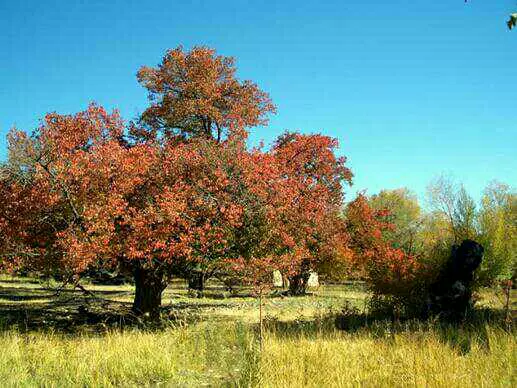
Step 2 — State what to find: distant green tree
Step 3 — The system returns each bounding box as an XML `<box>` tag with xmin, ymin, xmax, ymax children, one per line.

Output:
<box><xmin>422</xmin><ymin>176</ymin><xmax>478</xmax><ymax>287</ymax></box>
<box><xmin>368</xmin><ymin>188</ymin><xmax>422</xmax><ymax>255</ymax></box>
<box><xmin>426</xmin><ymin>175</ymin><xmax>477</xmax><ymax>243</ymax></box>
<box><xmin>426</xmin><ymin>175</ymin><xmax>516</xmax><ymax>285</ymax></box>
<box><xmin>418</xmin><ymin>210</ymin><xmax>452</xmax><ymax>268</ymax></box>
<box><xmin>453</xmin><ymin>186</ymin><xmax>478</xmax><ymax>241</ymax></box>
<box><xmin>477</xmin><ymin>181</ymin><xmax>517</xmax><ymax>285</ymax></box>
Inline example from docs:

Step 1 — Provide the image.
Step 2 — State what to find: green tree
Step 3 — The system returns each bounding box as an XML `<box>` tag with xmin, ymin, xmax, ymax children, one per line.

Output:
<box><xmin>426</xmin><ymin>175</ymin><xmax>477</xmax><ymax>243</ymax></box>
<box><xmin>426</xmin><ymin>176</ymin><xmax>516</xmax><ymax>285</ymax></box>
<box><xmin>477</xmin><ymin>181</ymin><xmax>517</xmax><ymax>285</ymax></box>
<box><xmin>368</xmin><ymin>188</ymin><xmax>422</xmax><ymax>255</ymax></box>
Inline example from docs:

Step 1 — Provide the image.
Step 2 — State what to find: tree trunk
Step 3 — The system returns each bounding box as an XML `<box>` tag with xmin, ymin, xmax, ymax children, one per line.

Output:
<box><xmin>187</xmin><ymin>270</ymin><xmax>205</xmax><ymax>297</ymax></box>
<box><xmin>288</xmin><ymin>271</ymin><xmax>310</xmax><ymax>296</ymax></box>
<box><xmin>132</xmin><ymin>266</ymin><xmax>167</xmax><ymax>320</ymax></box>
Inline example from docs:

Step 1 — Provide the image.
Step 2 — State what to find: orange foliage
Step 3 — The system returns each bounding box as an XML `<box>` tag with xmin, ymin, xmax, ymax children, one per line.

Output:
<box><xmin>345</xmin><ymin>194</ymin><xmax>420</xmax><ymax>296</ymax></box>
<box><xmin>135</xmin><ymin>46</ymin><xmax>276</xmax><ymax>143</ymax></box>
<box><xmin>0</xmin><ymin>46</ymin><xmax>413</xmax><ymax>312</ymax></box>
<box><xmin>1</xmin><ymin>102</ymin><xmax>354</xmax><ymax>291</ymax></box>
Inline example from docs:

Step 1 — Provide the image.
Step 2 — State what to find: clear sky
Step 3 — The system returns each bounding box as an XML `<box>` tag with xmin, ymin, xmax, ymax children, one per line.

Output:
<box><xmin>1</xmin><ymin>0</ymin><xmax>516</xmax><ymax>203</ymax></box>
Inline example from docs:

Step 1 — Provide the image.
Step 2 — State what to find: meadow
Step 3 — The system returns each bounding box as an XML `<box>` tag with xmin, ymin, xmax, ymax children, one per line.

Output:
<box><xmin>0</xmin><ymin>276</ymin><xmax>514</xmax><ymax>387</ymax></box>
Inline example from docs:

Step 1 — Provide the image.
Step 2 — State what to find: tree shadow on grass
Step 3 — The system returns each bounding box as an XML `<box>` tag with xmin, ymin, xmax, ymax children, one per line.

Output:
<box><xmin>0</xmin><ymin>278</ymin><xmax>41</xmax><ymax>285</ymax></box>
<box><xmin>0</xmin><ymin>287</ymin><xmax>135</xmax><ymax>334</ymax></box>
<box><xmin>0</xmin><ymin>283</ymin><xmax>255</xmax><ymax>334</ymax></box>
<box><xmin>0</xmin><ymin>286</ymin><xmax>128</xmax><ymax>302</ymax></box>
<box><xmin>0</xmin><ymin>287</ymin><xmax>56</xmax><ymax>302</ymax></box>
<box><xmin>0</xmin><ymin>284</ymin><xmax>209</xmax><ymax>334</ymax></box>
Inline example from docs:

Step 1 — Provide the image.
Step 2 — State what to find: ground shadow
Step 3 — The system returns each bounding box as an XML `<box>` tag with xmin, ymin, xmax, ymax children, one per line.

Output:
<box><xmin>0</xmin><ymin>278</ymin><xmax>41</xmax><ymax>285</ymax></box>
<box><xmin>0</xmin><ymin>286</ymin><xmax>135</xmax><ymax>333</ymax></box>
<box><xmin>0</xmin><ymin>286</ymin><xmax>128</xmax><ymax>302</ymax></box>
<box><xmin>0</xmin><ymin>283</ymin><xmax>240</xmax><ymax>334</ymax></box>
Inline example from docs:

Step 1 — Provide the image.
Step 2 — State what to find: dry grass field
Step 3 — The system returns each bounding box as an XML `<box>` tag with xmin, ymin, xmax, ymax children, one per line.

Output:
<box><xmin>0</xmin><ymin>275</ymin><xmax>515</xmax><ymax>387</ymax></box>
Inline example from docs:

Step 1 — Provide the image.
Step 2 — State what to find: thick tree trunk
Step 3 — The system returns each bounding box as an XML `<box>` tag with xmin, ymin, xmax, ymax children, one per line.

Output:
<box><xmin>288</xmin><ymin>271</ymin><xmax>310</xmax><ymax>296</ymax></box>
<box><xmin>132</xmin><ymin>266</ymin><xmax>167</xmax><ymax>320</ymax></box>
<box><xmin>187</xmin><ymin>270</ymin><xmax>205</xmax><ymax>297</ymax></box>
<box><xmin>287</xmin><ymin>259</ymin><xmax>312</xmax><ymax>296</ymax></box>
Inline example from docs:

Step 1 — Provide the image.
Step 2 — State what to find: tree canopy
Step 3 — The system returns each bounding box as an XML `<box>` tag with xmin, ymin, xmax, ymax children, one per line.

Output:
<box><xmin>135</xmin><ymin>46</ymin><xmax>276</xmax><ymax>143</ymax></box>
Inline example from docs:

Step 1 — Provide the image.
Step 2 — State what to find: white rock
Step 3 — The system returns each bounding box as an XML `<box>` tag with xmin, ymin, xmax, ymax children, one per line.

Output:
<box><xmin>272</xmin><ymin>270</ymin><xmax>283</xmax><ymax>287</ymax></box>
<box><xmin>307</xmin><ymin>271</ymin><xmax>319</xmax><ymax>287</ymax></box>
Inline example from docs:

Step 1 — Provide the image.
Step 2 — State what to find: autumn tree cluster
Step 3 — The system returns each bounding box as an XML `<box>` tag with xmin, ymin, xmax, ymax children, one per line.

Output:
<box><xmin>0</xmin><ymin>46</ymin><xmax>365</xmax><ymax>318</ymax></box>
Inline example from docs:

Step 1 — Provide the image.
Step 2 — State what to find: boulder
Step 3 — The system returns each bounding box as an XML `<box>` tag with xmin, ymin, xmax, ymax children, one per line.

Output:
<box><xmin>272</xmin><ymin>270</ymin><xmax>284</xmax><ymax>287</ymax></box>
<box><xmin>272</xmin><ymin>270</ymin><xmax>319</xmax><ymax>289</ymax></box>
<box><xmin>307</xmin><ymin>271</ymin><xmax>319</xmax><ymax>287</ymax></box>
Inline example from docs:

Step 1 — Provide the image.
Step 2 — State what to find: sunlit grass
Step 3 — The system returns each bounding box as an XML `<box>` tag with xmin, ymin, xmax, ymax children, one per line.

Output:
<box><xmin>260</xmin><ymin>325</ymin><xmax>515</xmax><ymax>387</ymax></box>
<box><xmin>0</xmin><ymin>275</ymin><xmax>514</xmax><ymax>387</ymax></box>
<box><xmin>0</xmin><ymin>321</ymin><xmax>513</xmax><ymax>387</ymax></box>
<box><xmin>0</xmin><ymin>322</ymin><xmax>257</xmax><ymax>387</ymax></box>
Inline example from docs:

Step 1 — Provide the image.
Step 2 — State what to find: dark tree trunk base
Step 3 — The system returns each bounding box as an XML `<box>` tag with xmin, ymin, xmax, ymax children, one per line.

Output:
<box><xmin>187</xmin><ymin>271</ymin><xmax>205</xmax><ymax>297</ymax></box>
<box><xmin>132</xmin><ymin>266</ymin><xmax>167</xmax><ymax>320</ymax></box>
<box><xmin>288</xmin><ymin>271</ymin><xmax>310</xmax><ymax>296</ymax></box>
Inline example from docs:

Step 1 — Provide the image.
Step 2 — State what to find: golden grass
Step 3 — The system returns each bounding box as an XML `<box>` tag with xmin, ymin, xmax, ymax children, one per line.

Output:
<box><xmin>0</xmin><ymin>276</ymin><xmax>514</xmax><ymax>387</ymax></box>
<box><xmin>0</xmin><ymin>322</ymin><xmax>514</xmax><ymax>387</ymax></box>
<box><xmin>260</xmin><ymin>325</ymin><xmax>515</xmax><ymax>387</ymax></box>
<box><xmin>0</xmin><ymin>323</ymin><xmax>253</xmax><ymax>387</ymax></box>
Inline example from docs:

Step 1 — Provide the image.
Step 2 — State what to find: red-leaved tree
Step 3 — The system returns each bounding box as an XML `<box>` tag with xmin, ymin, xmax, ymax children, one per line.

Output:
<box><xmin>131</xmin><ymin>45</ymin><xmax>278</xmax><ymax>293</ymax></box>
<box><xmin>0</xmin><ymin>46</ymin><xmax>355</xmax><ymax>320</ymax></box>
<box><xmin>134</xmin><ymin>45</ymin><xmax>276</xmax><ymax>143</ymax></box>
<box><xmin>1</xmin><ymin>105</ymin><xmax>288</xmax><ymax>319</ymax></box>
<box><xmin>270</xmin><ymin>132</ymin><xmax>353</xmax><ymax>295</ymax></box>
<box><xmin>345</xmin><ymin>194</ymin><xmax>421</xmax><ymax>308</ymax></box>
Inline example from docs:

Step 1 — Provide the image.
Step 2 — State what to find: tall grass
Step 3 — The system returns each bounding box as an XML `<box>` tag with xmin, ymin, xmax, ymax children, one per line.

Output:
<box><xmin>0</xmin><ymin>320</ymin><xmax>514</xmax><ymax>387</ymax></box>
<box><xmin>260</xmin><ymin>324</ymin><xmax>515</xmax><ymax>387</ymax></box>
<box><xmin>0</xmin><ymin>322</ymin><xmax>258</xmax><ymax>387</ymax></box>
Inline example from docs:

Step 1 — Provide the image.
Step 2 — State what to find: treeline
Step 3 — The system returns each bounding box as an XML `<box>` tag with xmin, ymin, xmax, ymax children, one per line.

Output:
<box><xmin>356</xmin><ymin>179</ymin><xmax>516</xmax><ymax>316</ymax></box>
<box><xmin>367</xmin><ymin>179</ymin><xmax>516</xmax><ymax>287</ymax></box>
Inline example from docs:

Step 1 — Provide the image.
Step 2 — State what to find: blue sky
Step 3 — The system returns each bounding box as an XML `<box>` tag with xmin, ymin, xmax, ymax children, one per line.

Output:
<box><xmin>1</xmin><ymin>0</ymin><xmax>516</xmax><ymax>203</ymax></box>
